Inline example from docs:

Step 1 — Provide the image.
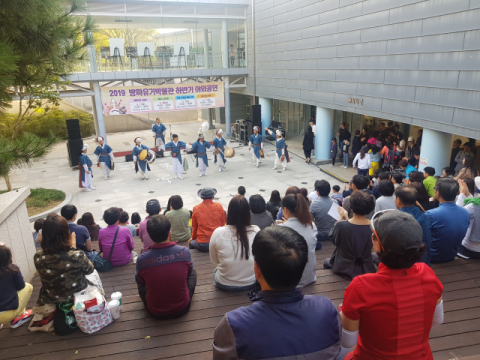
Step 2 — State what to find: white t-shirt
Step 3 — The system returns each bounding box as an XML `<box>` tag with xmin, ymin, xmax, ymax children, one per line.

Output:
<box><xmin>210</xmin><ymin>225</ymin><xmax>260</xmax><ymax>287</ymax></box>
<box><xmin>308</xmin><ymin>191</ymin><xmax>319</xmax><ymax>202</ymax></box>
<box><xmin>353</xmin><ymin>152</ymin><xmax>372</xmax><ymax>170</ymax></box>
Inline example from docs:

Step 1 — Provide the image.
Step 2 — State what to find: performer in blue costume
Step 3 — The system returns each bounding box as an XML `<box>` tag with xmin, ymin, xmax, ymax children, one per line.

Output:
<box><xmin>164</xmin><ymin>134</ymin><xmax>188</xmax><ymax>180</ymax></box>
<box><xmin>152</xmin><ymin>118</ymin><xmax>167</xmax><ymax>150</ymax></box>
<box><xmin>248</xmin><ymin>126</ymin><xmax>264</xmax><ymax>167</ymax></box>
<box><xmin>93</xmin><ymin>136</ymin><xmax>114</xmax><ymax>180</ymax></box>
<box><xmin>131</xmin><ymin>137</ymin><xmax>155</xmax><ymax>180</ymax></box>
<box><xmin>79</xmin><ymin>144</ymin><xmax>96</xmax><ymax>191</ymax></box>
<box><xmin>265</xmin><ymin>128</ymin><xmax>288</xmax><ymax>171</ymax></box>
<box><xmin>213</xmin><ymin>129</ymin><xmax>227</xmax><ymax>172</ymax></box>
<box><xmin>191</xmin><ymin>132</ymin><xmax>213</xmax><ymax>177</ymax></box>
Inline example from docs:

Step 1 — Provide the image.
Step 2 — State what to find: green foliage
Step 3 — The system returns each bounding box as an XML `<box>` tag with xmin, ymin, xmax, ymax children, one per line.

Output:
<box><xmin>26</xmin><ymin>188</ymin><xmax>65</xmax><ymax>208</ymax></box>
<box><xmin>0</xmin><ymin>110</ymin><xmax>95</xmax><ymax>140</ymax></box>
<box><xmin>0</xmin><ymin>41</ymin><xmax>19</xmax><ymax>113</ymax></box>
<box><xmin>0</xmin><ymin>0</ymin><xmax>96</xmax><ymax>135</ymax></box>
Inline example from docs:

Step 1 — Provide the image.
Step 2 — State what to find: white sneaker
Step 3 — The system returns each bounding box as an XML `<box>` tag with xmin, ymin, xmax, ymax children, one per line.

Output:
<box><xmin>145</xmin><ymin>175</ymin><xmax>149</xmax><ymax>180</ymax></box>
<box><xmin>282</xmin><ymin>168</ymin><xmax>286</xmax><ymax>171</ymax></box>
<box><xmin>219</xmin><ymin>168</ymin><xmax>222</xmax><ymax>172</ymax></box>
<box><xmin>85</xmin><ymin>188</ymin><xmax>91</xmax><ymax>192</ymax></box>
<box><xmin>272</xmin><ymin>167</ymin><xmax>277</xmax><ymax>170</ymax></box>
<box><xmin>90</xmin><ymin>186</ymin><xmax>96</xmax><ymax>190</ymax></box>
<box><xmin>331</xmin><ymin>164</ymin><xmax>335</xmax><ymax>167</ymax></box>
<box><xmin>104</xmin><ymin>176</ymin><xmax>108</xmax><ymax>180</ymax></box>
<box><xmin>204</xmin><ymin>173</ymin><xmax>208</xmax><ymax>176</ymax></box>
<box><xmin>256</xmin><ymin>164</ymin><xmax>259</xmax><ymax>167</ymax></box>
<box><xmin>199</xmin><ymin>173</ymin><xmax>203</xmax><ymax>177</ymax></box>
<box><xmin>108</xmin><ymin>174</ymin><xmax>111</xmax><ymax>178</ymax></box>
<box><xmin>179</xmin><ymin>175</ymin><xmax>183</xmax><ymax>180</ymax></box>
<box><xmin>175</xmin><ymin>174</ymin><xmax>178</xmax><ymax>179</ymax></box>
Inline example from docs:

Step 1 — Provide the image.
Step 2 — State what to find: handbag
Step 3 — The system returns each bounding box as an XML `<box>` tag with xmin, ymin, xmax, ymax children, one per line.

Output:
<box><xmin>55</xmin><ymin>300</ymin><xmax>78</xmax><ymax>336</ymax></box>
<box><xmin>92</xmin><ymin>227</ymin><xmax>119</xmax><ymax>272</ymax></box>
<box><xmin>28</xmin><ymin>304</ymin><xmax>56</xmax><ymax>332</ymax></box>
<box><xmin>74</xmin><ymin>286</ymin><xmax>113</xmax><ymax>334</ymax></box>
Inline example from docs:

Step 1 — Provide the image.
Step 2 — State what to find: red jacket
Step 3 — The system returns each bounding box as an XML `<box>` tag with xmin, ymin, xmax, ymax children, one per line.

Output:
<box><xmin>192</xmin><ymin>200</ymin><xmax>225</xmax><ymax>243</ymax></box>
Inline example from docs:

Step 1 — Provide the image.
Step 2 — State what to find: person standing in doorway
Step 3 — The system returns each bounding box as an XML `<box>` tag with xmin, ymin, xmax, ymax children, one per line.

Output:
<box><xmin>303</xmin><ymin>121</ymin><xmax>315</xmax><ymax>163</ymax></box>
<box><xmin>330</xmin><ymin>137</ymin><xmax>337</xmax><ymax>167</ymax></box>
<box><xmin>351</xmin><ymin>130</ymin><xmax>362</xmax><ymax>161</ymax></box>
<box><xmin>450</xmin><ymin>139</ymin><xmax>462</xmax><ymax>169</ymax></box>
<box><xmin>337</xmin><ymin>122</ymin><xmax>351</xmax><ymax>160</ymax></box>
<box><xmin>229</xmin><ymin>44</ymin><xmax>235</xmax><ymax>67</ymax></box>
<box><xmin>342</xmin><ymin>139</ymin><xmax>350</xmax><ymax>168</ymax></box>
<box><xmin>240</xmin><ymin>42</ymin><xmax>246</xmax><ymax>67</ymax></box>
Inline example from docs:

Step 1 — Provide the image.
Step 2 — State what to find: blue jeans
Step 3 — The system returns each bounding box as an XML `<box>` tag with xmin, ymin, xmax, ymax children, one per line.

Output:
<box><xmin>214</xmin><ymin>270</ymin><xmax>255</xmax><ymax>291</ymax></box>
<box><xmin>343</xmin><ymin>153</ymin><xmax>349</xmax><ymax>167</ymax></box>
<box><xmin>357</xmin><ymin>168</ymin><xmax>368</xmax><ymax>176</ymax></box>
<box><xmin>316</xmin><ymin>234</ymin><xmax>329</xmax><ymax>250</ymax></box>
<box><xmin>85</xmin><ymin>251</ymin><xmax>99</xmax><ymax>261</ymax></box>
<box><xmin>189</xmin><ymin>240</ymin><xmax>210</xmax><ymax>252</ymax></box>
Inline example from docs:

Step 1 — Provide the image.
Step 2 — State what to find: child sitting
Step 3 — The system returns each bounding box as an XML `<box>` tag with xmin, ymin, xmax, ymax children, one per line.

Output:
<box><xmin>331</xmin><ymin>185</ymin><xmax>344</xmax><ymax>204</ymax></box>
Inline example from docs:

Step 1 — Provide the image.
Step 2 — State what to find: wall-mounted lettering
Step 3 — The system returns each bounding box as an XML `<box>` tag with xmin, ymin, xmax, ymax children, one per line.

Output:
<box><xmin>348</xmin><ymin>98</ymin><xmax>364</xmax><ymax>105</ymax></box>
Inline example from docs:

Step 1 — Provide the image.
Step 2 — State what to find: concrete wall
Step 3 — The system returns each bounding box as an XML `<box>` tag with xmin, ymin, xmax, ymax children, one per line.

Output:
<box><xmin>0</xmin><ymin>188</ymin><xmax>37</xmax><ymax>281</ymax></box>
<box><xmin>246</xmin><ymin>0</ymin><xmax>480</xmax><ymax>139</ymax></box>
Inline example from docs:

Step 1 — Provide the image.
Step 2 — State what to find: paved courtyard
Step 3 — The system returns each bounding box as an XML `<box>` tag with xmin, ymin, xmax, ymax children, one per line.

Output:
<box><xmin>3</xmin><ymin>121</ymin><xmax>346</xmax><ymax>227</ymax></box>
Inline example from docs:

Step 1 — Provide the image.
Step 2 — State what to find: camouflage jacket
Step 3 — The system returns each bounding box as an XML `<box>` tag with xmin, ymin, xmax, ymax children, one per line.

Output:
<box><xmin>34</xmin><ymin>248</ymin><xmax>94</xmax><ymax>306</ymax></box>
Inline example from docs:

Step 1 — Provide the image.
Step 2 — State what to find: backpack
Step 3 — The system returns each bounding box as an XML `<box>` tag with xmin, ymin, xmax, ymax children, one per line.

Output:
<box><xmin>384</xmin><ymin>149</ymin><xmax>395</xmax><ymax>165</ymax></box>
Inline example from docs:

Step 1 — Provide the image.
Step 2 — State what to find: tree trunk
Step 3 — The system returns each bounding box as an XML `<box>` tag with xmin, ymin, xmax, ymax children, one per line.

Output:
<box><xmin>4</xmin><ymin>174</ymin><xmax>12</xmax><ymax>191</ymax></box>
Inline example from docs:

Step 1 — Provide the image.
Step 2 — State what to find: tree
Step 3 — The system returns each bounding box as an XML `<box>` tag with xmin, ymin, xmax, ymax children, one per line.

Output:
<box><xmin>95</xmin><ymin>28</ymin><xmax>158</xmax><ymax>52</ymax></box>
<box><xmin>0</xmin><ymin>41</ymin><xmax>18</xmax><ymax>114</ymax></box>
<box><xmin>0</xmin><ymin>0</ymin><xmax>95</xmax><ymax>138</ymax></box>
<box><xmin>0</xmin><ymin>133</ymin><xmax>56</xmax><ymax>191</ymax></box>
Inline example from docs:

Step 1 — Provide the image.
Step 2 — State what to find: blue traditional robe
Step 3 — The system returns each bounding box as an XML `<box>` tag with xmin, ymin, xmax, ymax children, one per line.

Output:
<box><xmin>276</xmin><ymin>138</ymin><xmax>285</xmax><ymax>158</ymax></box>
<box><xmin>249</xmin><ymin>134</ymin><xmax>263</xmax><ymax>159</ymax></box>
<box><xmin>152</xmin><ymin>123</ymin><xmax>167</xmax><ymax>143</ymax></box>
<box><xmin>191</xmin><ymin>140</ymin><xmax>212</xmax><ymax>167</ymax></box>
<box><xmin>94</xmin><ymin>144</ymin><xmax>113</xmax><ymax>169</ymax></box>
<box><xmin>213</xmin><ymin>137</ymin><xmax>227</xmax><ymax>163</ymax></box>
<box><xmin>164</xmin><ymin>141</ymin><xmax>187</xmax><ymax>164</ymax></box>
<box><xmin>131</xmin><ymin>145</ymin><xmax>151</xmax><ymax>173</ymax></box>
<box><xmin>79</xmin><ymin>154</ymin><xmax>92</xmax><ymax>182</ymax></box>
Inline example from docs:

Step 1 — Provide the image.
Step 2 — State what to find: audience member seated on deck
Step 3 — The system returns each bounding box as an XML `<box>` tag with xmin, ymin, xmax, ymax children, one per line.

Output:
<box><xmin>61</xmin><ymin>205</ymin><xmax>97</xmax><ymax>261</ymax></box>
<box><xmin>249</xmin><ymin>194</ymin><xmax>274</xmax><ymax>230</ymax></box>
<box><xmin>189</xmin><ymin>188</ymin><xmax>225</xmax><ymax>253</ymax></box>
<box><xmin>374</xmin><ymin>180</ymin><xmax>397</xmax><ymax>212</ymax></box>
<box><xmin>99</xmin><ymin>207</ymin><xmax>134</xmax><ymax>266</ymax></box>
<box><xmin>371</xmin><ymin>172</ymin><xmax>389</xmax><ymax>199</ymax></box>
<box><xmin>266</xmin><ymin>190</ymin><xmax>282</xmax><ymax>220</ymax></box>
<box><xmin>395</xmin><ymin>186</ymin><xmax>432</xmax><ymax>265</ymax></box>
<box><xmin>343</xmin><ymin>175</ymin><xmax>376</xmax><ymax>220</ymax></box>
<box><xmin>324</xmin><ymin>191</ymin><xmax>376</xmax><ymax>280</ymax></box>
<box><xmin>210</xmin><ymin>196</ymin><xmax>260</xmax><ymax>291</ymax></box>
<box><xmin>165</xmin><ymin>195</ymin><xmax>192</xmax><ymax>243</ymax></box>
<box><xmin>308</xmin><ymin>180</ymin><xmax>321</xmax><ymax>203</ymax></box>
<box><xmin>136</xmin><ymin>215</ymin><xmax>197</xmax><ymax>319</ymax></box>
<box><xmin>442</xmin><ymin>166</ymin><xmax>455</xmax><ymax>178</ymax></box>
<box><xmin>310</xmin><ymin>180</ymin><xmax>336</xmax><ymax>250</ymax></box>
<box><xmin>276</xmin><ymin>186</ymin><xmax>301</xmax><ymax>220</ymax></box>
<box><xmin>238</xmin><ymin>186</ymin><xmax>249</xmax><ymax>203</ymax></box>
<box><xmin>279</xmin><ymin>194</ymin><xmax>317</xmax><ymax>287</ymax></box>
<box><xmin>455</xmin><ymin>177</ymin><xmax>480</xmax><ymax>260</ymax></box>
<box><xmin>426</xmin><ymin>179</ymin><xmax>470</xmax><ymax>263</ymax></box>
<box><xmin>213</xmin><ymin>226</ymin><xmax>346</xmax><ymax>360</ymax></box>
<box><xmin>408</xmin><ymin>170</ymin><xmax>424</xmax><ymax>184</ymax></box>
<box><xmin>410</xmin><ymin>182</ymin><xmax>437</xmax><ymax>212</ymax></box>
<box><xmin>139</xmin><ymin>199</ymin><xmax>162</xmax><ymax>253</ymax></box>
<box><xmin>331</xmin><ymin>185</ymin><xmax>343</xmax><ymax>204</ymax></box>
<box><xmin>35</xmin><ymin>215</ymin><xmax>94</xmax><ymax>306</ymax></box>
<box><xmin>0</xmin><ymin>243</ymin><xmax>34</xmax><ymax>330</ymax></box>
<box><xmin>32</xmin><ymin>218</ymin><xmax>44</xmax><ymax>248</ymax></box>
<box><xmin>119</xmin><ymin>211</ymin><xmax>137</xmax><ymax>237</ymax></box>
<box><xmin>80</xmin><ymin>212</ymin><xmax>101</xmax><ymax>242</ymax></box>
<box><xmin>340</xmin><ymin>210</ymin><xmax>444</xmax><ymax>360</ymax></box>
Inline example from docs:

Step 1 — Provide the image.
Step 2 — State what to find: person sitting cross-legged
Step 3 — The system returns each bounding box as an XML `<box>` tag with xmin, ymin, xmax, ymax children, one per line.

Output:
<box><xmin>341</xmin><ymin>210</ymin><xmax>444</xmax><ymax>360</ymax></box>
<box><xmin>213</xmin><ymin>226</ymin><xmax>347</xmax><ymax>360</ymax></box>
<box><xmin>136</xmin><ymin>215</ymin><xmax>197</xmax><ymax>319</ymax></box>
<box><xmin>189</xmin><ymin>188</ymin><xmax>225</xmax><ymax>252</ymax></box>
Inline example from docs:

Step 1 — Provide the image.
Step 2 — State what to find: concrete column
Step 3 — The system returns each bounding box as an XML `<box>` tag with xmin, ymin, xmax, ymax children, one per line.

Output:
<box><xmin>221</xmin><ymin>20</ymin><xmax>228</xmax><ymax>69</ymax></box>
<box><xmin>203</xmin><ymin>29</ymin><xmax>209</xmax><ymax>69</ymax></box>
<box><xmin>225</xmin><ymin>76</ymin><xmax>231</xmax><ymax>137</ymax></box>
<box><xmin>90</xmin><ymin>81</ymin><xmax>107</xmax><ymax>141</ymax></box>
<box><xmin>418</xmin><ymin>128</ymin><xmax>452</xmax><ymax>175</ymax></box>
<box><xmin>208</xmin><ymin>108</ymin><xmax>215</xmax><ymax>130</ymax></box>
<box><xmin>315</xmin><ymin>106</ymin><xmax>334</xmax><ymax>160</ymax></box>
<box><xmin>259</xmin><ymin>97</ymin><xmax>272</xmax><ymax>137</ymax></box>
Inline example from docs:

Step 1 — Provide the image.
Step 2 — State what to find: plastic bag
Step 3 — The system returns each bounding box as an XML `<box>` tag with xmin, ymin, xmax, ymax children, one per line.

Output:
<box><xmin>73</xmin><ymin>286</ymin><xmax>112</xmax><ymax>334</ymax></box>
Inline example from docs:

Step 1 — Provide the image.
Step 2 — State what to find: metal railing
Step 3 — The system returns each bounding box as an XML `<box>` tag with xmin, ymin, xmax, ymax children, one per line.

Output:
<box><xmin>75</xmin><ymin>51</ymin><xmax>247</xmax><ymax>73</ymax></box>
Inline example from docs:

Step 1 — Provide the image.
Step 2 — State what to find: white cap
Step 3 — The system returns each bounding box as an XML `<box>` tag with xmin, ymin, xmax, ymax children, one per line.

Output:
<box><xmin>253</xmin><ymin>126</ymin><xmax>260</xmax><ymax>132</ymax></box>
<box><xmin>216</xmin><ymin>129</ymin><xmax>223</xmax><ymax>135</ymax></box>
<box><xmin>82</xmin><ymin>144</ymin><xmax>89</xmax><ymax>151</ymax></box>
<box><xmin>408</xmin><ymin>136</ymin><xmax>414</xmax><ymax>142</ymax></box>
<box><xmin>134</xmin><ymin>137</ymin><xmax>142</xmax><ymax>144</ymax></box>
<box><xmin>276</xmin><ymin>130</ymin><xmax>282</xmax><ymax>137</ymax></box>
<box><xmin>198</xmin><ymin>132</ymin><xmax>205</xmax><ymax>139</ymax></box>
<box><xmin>96</xmin><ymin>136</ymin><xmax>104</xmax><ymax>143</ymax></box>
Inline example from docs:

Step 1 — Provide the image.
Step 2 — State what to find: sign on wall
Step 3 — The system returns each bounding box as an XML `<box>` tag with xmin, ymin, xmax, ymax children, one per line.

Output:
<box><xmin>101</xmin><ymin>82</ymin><xmax>225</xmax><ymax>116</ymax></box>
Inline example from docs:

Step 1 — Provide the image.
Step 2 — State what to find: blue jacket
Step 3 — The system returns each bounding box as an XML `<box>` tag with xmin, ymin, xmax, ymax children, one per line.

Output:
<box><xmin>213</xmin><ymin>289</ymin><xmax>341</xmax><ymax>360</ymax></box>
<box><xmin>400</xmin><ymin>206</ymin><xmax>432</xmax><ymax>265</ymax></box>
<box><xmin>426</xmin><ymin>202</ymin><xmax>470</xmax><ymax>263</ymax></box>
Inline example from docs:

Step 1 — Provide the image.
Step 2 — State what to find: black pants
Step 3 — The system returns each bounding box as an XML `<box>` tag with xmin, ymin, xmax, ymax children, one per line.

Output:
<box><xmin>138</xmin><ymin>269</ymin><xmax>197</xmax><ymax>320</ymax></box>
<box><xmin>304</xmin><ymin>149</ymin><xmax>312</xmax><ymax>159</ymax></box>
<box><xmin>332</xmin><ymin>157</ymin><xmax>336</xmax><ymax>166</ymax></box>
<box><xmin>230</xmin><ymin>57</ymin><xmax>235</xmax><ymax>66</ymax></box>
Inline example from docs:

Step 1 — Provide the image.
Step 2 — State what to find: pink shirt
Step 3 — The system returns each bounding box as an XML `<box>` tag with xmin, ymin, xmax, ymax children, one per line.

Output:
<box><xmin>99</xmin><ymin>225</ymin><xmax>134</xmax><ymax>266</ymax></box>
<box><xmin>139</xmin><ymin>217</ymin><xmax>155</xmax><ymax>253</ymax></box>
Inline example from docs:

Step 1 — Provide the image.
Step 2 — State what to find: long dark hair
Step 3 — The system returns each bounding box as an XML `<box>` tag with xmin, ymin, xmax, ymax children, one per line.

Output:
<box><xmin>411</xmin><ymin>182</ymin><xmax>429</xmax><ymax>202</ymax></box>
<box><xmin>464</xmin><ymin>155</ymin><xmax>474</xmax><ymax>170</ymax></box>
<box><xmin>281</xmin><ymin>194</ymin><xmax>313</xmax><ymax>228</ymax></box>
<box><xmin>269</xmin><ymin>190</ymin><xmax>281</xmax><ymax>203</ymax></box>
<box><xmin>463</xmin><ymin>178</ymin><xmax>475</xmax><ymax>195</ymax></box>
<box><xmin>81</xmin><ymin>212</ymin><xmax>95</xmax><ymax>228</ymax></box>
<box><xmin>227</xmin><ymin>196</ymin><xmax>253</xmax><ymax>260</ymax></box>
<box><xmin>360</xmin><ymin>147</ymin><xmax>366</xmax><ymax>159</ymax></box>
<box><xmin>0</xmin><ymin>244</ymin><xmax>19</xmax><ymax>279</ymax></box>
<box><xmin>305</xmin><ymin>126</ymin><xmax>314</xmax><ymax>138</ymax></box>
<box><xmin>41</xmin><ymin>215</ymin><xmax>72</xmax><ymax>255</ymax></box>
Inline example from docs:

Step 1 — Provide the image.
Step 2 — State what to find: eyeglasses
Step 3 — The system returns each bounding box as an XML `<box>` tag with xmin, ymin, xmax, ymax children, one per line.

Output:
<box><xmin>370</xmin><ymin>209</ymin><xmax>396</xmax><ymax>252</ymax></box>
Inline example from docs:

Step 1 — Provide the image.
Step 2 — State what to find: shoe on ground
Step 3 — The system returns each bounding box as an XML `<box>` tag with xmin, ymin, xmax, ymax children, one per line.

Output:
<box><xmin>204</xmin><ymin>173</ymin><xmax>208</xmax><ymax>176</ymax></box>
<box><xmin>10</xmin><ymin>310</ymin><xmax>33</xmax><ymax>329</ymax></box>
<box><xmin>282</xmin><ymin>168</ymin><xmax>286</xmax><ymax>171</ymax></box>
<box><xmin>331</xmin><ymin>164</ymin><xmax>335</xmax><ymax>167</ymax></box>
<box><xmin>272</xmin><ymin>167</ymin><xmax>277</xmax><ymax>170</ymax></box>
<box><xmin>85</xmin><ymin>188</ymin><xmax>91</xmax><ymax>192</ymax></box>
<box><xmin>457</xmin><ymin>252</ymin><xmax>470</xmax><ymax>259</ymax></box>
<box><xmin>219</xmin><ymin>168</ymin><xmax>222</xmax><ymax>172</ymax></box>
<box><xmin>104</xmin><ymin>176</ymin><xmax>108</xmax><ymax>180</ymax></box>
<box><xmin>199</xmin><ymin>173</ymin><xmax>203</xmax><ymax>177</ymax></box>
<box><xmin>145</xmin><ymin>175</ymin><xmax>149</xmax><ymax>180</ymax></box>
<box><xmin>174</xmin><ymin>174</ymin><xmax>178</xmax><ymax>179</ymax></box>
<box><xmin>179</xmin><ymin>176</ymin><xmax>183</xmax><ymax>180</ymax></box>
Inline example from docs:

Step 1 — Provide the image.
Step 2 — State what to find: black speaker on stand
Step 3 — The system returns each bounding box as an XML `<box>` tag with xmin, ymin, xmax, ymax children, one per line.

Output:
<box><xmin>251</xmin><ymin>104</ymin><xmax>262</xmax><ymax>132</ymax></box>
<box><xmin>66</xmin><ymin>119</ymin><xmax>82</xmax><ymax>168</ymax></box>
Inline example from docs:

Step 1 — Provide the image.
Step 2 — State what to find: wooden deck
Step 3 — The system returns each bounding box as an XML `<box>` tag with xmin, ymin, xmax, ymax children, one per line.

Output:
<box><xmin>1</xmin><ymin>238</ymin><xmax>480</xmax><ymax>360</ymax></box>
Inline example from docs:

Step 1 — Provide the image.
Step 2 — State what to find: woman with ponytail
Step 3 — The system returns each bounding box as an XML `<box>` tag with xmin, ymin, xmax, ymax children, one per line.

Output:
<box><xmin>210</xmin><ymin>196</ymin><xmax>260</xmax><ymax>291</ymax></box>
<box><xmin>279</xmin><ymin>194</ymin><xmax>317</xmax><ymax>287</ymax></box>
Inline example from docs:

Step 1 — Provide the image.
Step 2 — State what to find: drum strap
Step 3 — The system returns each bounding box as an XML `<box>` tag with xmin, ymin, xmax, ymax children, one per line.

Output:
<box><xmin>198</xmin><ymin>152</ymin><xmax>206</xmax><ymax>155</ymax></box>
<box><xmin>99</xmin><ymin>153</ymin><xmax>109</xmax><ymax>156</ymax></box>
<box><xmin>252</xmin><ymin>144</ymin><xmax>261</xmax><ymax>146</ymax></box>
